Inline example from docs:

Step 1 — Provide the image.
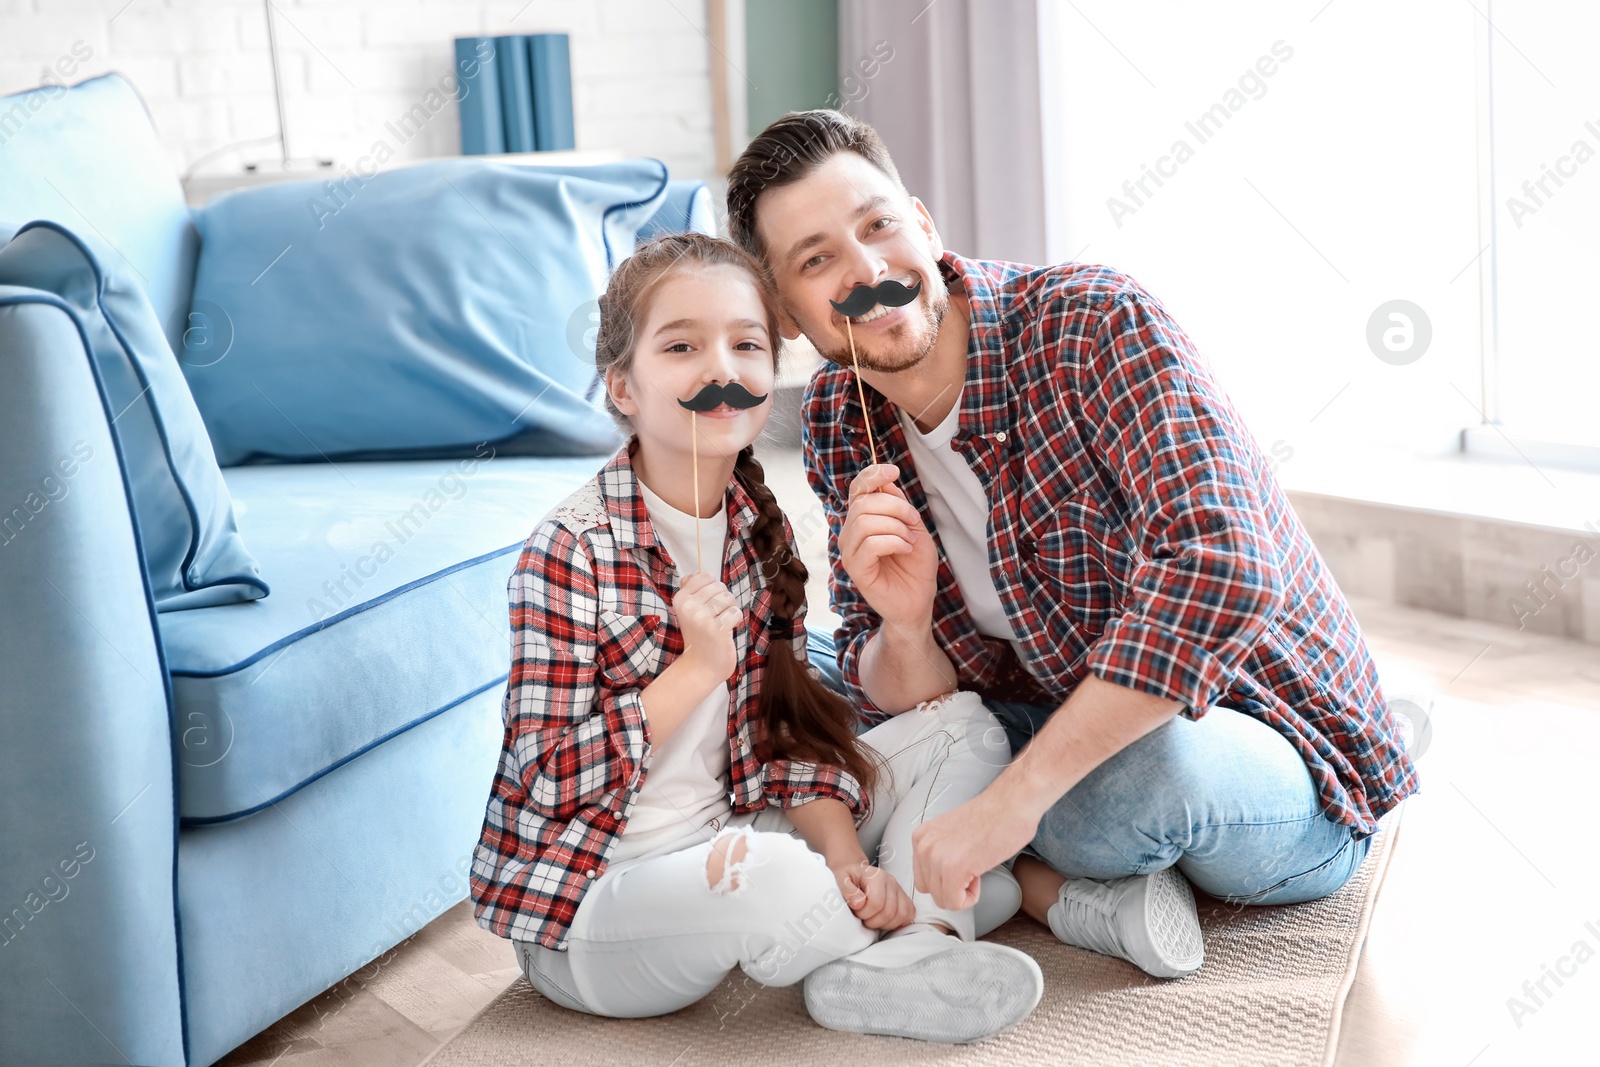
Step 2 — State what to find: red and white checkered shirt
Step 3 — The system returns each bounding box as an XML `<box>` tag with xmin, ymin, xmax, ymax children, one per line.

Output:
<box><xmin>801</xmin><ymin>250</ymin><xmax>1417</xmax><ymax>838</ymax></box>
<box><xmin>471</xmin><ymin>440</ymin><xmax>869</xmax><ymax>949</ymax></box>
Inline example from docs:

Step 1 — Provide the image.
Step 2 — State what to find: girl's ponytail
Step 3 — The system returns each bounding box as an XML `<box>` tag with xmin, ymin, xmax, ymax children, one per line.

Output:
<box><xmin>733</xmin><ymin>445</ymin><xmax>880</xmax><ymax>798</ymax></box>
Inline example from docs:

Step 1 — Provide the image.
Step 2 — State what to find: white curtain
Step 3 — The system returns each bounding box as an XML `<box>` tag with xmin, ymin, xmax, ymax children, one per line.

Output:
<box><xmin>838</xmin><ymin>0</ymin><xmax>1048</xmax><ymax>264</ymax></box>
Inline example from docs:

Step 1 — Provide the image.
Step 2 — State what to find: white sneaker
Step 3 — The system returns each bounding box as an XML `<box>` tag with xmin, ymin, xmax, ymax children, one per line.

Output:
<box><xmin>803</xmin><ymin>928</ymin><xmax>1043</xmax><ymax>1044</ymax></box>
<box><xmin>1046</xmin><ymin>866</ymin><xmax>1204</xmax><ymax>979</ymax></box>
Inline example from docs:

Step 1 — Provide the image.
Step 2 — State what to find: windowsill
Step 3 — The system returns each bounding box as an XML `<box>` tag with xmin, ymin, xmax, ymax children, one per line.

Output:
<box><xmin>1276</xmin><ymin>446</ymin><xmax>1600</xmax><ymax>538</ymax></box>
<box><xmin>1460</xmin><ymin>426</ymin><xmax>1600</xmax><ymax>477</ymax></box>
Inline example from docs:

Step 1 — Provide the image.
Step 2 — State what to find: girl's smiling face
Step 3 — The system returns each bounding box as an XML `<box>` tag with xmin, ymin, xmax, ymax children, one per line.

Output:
<box><xmin>607</xmin><ymin>262</ymin><xmax>776</xmax><ymax>462</ymax></box>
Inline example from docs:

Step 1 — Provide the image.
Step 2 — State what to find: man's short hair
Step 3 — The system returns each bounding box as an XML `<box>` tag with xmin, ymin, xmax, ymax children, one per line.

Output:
<box><xmin>725</xmin><ymin>109</ymin><xmax>908</xmax><ymax>271</ymax></box>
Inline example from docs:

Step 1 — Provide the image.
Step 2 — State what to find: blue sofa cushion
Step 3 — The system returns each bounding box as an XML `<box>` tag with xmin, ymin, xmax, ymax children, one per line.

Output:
<box><xmin>0</xmin><ymin>221</ymin><xmax>267</xmax><ymax>610</ymax></box>
<box><xmin>0</xmin><ymin>72</ymin><xmax>200</xmax><ymax>358</ymax></box>
<box><xmin>638</xmin><ymin>180</ymin><xmax>716</xmax><ymax>240</ymax></box>
<box><xmin>160</xmin><ymin>451</ymin><xmax>609</xmax><ymax>823</ymax></box>
<box><xmin>183</xmin><ymin>158</ymin><xmax>681</xmax><ymax>466</ymax></box>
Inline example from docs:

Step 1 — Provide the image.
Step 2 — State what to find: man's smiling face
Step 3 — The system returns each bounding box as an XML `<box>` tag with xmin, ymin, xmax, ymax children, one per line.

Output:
<box><xmin>753</xmin><ymin>151</ymin><xmax>952</xmax><ymax>374</ymax></box>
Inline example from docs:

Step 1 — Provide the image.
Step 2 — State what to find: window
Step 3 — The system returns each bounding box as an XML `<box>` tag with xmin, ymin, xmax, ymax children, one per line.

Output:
<box><xmin>1478</xmin><ymin>2</ymin><xmax>1599</xmax><ymax>450</ymax></box>
<box><xmin>1037</xmin><ymin>0</ymin><xmax>1597</xmax><ymax>470</ymax></box>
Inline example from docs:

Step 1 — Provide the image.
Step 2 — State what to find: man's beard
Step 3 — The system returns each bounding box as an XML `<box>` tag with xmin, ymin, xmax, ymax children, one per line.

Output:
<box><xmin>815</xmin><ymin>280</ymin><xmax>950</xmax><ymax>374</ymax></box>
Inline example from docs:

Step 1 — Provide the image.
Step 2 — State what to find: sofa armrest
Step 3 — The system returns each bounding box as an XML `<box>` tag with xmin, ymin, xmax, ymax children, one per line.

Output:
<box><xmin>0</xmin><ymin>293</ymin><xmax>187</xmax><ymax>1066</ymax></box>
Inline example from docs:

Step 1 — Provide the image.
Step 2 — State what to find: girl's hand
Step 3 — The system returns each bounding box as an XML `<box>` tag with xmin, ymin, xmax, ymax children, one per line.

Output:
<box><xmin>673</xmin><ymin>571</ymin><xmax>740</xmax><ymax>682</ymax></box>
<box><xmin>831</xmin><ymin>857</ymin><xmax>916</xmax><ymax>931</ymax></box>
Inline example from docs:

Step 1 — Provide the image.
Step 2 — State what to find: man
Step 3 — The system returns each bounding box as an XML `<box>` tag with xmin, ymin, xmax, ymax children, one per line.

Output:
<box><xmin>724</xmin><ymin>109</ymin><xmax>1417</xmax><ymax>992</ymax></box>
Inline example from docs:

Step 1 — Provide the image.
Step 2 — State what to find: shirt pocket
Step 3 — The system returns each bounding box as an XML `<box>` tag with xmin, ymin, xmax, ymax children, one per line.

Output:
<box><xmin>595</xmin><ymin>609</ymin><xmax>667</xmax><ymax>689</ymax></box>
<box><xmin>1030</xmin><ymin>493</ymin><xmax>1131</xmax><ymax>633</ymax></box>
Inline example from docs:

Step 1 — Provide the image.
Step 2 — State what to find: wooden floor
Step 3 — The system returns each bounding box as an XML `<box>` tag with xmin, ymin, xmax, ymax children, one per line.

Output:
<box><xmin>213</xmin><ymin>593</ymin><xmax>1600</xmax><ymax>1067</ymax></box>
<box><xmin>1326</xmin><ymin>600</ymin><xmax>1600</xmax><ymax>1067</ymax></box>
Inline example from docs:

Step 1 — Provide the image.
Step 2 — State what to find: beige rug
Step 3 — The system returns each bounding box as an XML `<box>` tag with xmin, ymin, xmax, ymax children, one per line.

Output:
<box><xmin>426</xmin><ymin>811</ymin><xmax>1402</xmax><ymax>1067</ymax></box>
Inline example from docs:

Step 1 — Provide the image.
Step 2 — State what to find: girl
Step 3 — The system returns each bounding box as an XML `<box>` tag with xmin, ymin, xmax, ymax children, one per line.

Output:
<box><xmin>469</xmin><ymin>231</ymin><xmax>1043</xmax><ymax>1044</ymax></box>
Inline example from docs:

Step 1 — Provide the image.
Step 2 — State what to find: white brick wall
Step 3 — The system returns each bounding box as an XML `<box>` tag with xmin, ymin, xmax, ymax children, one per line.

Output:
<box><xmin>0</xmin><ymin>0</ymin><xmax>716</xmax><ymax>183</ymax></box>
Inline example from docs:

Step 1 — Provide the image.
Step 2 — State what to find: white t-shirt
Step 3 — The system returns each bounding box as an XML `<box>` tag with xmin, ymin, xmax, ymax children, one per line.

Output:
<box><xmin>895</xmin><ymin>388</ymin><xmax>1028</xmax><ymax>662</ymax></box>
<box><xmin>608</xmin><ymin>477</ymin><xmax>735</xmax><ymax>866</ymax></box>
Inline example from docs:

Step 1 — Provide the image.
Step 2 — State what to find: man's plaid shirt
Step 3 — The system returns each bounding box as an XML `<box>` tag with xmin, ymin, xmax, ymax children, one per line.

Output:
<box><xmin>471</xmin><ymin>440</ymin><xmax>869</xmax><ymax>950</ymax></box>
<box><xmin>801</xmin><ymin>250</ymin><xmax>1417</xmax><ymax>838</ymax></box>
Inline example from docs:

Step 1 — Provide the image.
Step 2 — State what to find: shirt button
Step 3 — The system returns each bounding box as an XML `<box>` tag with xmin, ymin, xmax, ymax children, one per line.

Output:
<box><xmin>994</xmin><ymin>430</ymin><xmax>1007</xmax><ymax>443</ymax></box>
<box><xmin>584</xmin><ymin>868</ymin><xmax>597</xmax><ymax>879</ymax></box>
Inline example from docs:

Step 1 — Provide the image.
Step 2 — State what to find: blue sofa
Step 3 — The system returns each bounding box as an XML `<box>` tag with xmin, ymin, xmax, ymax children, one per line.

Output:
<box><xmin>0</xmin><ymin>73</ymin><xmax>714</xmax><ymax>1065</ymax></box>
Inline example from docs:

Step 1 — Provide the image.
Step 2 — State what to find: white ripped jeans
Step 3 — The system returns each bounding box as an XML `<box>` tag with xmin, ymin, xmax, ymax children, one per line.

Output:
<box><xmin>513</xmin><ymin>691</ymin><xmax>1021</xmax><ymax>1019</ymax></box>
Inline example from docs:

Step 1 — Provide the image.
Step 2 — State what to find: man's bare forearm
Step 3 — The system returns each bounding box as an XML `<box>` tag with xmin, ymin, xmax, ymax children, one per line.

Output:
<box><xmin>858</xmin><ymin>618</ymin><xmax>958</xmax><ymax>714</ymax></box>
<box><xmin>991</xmin><ymin>673</ymin><xmax>1183</xmax><ymax>819</ymax></box>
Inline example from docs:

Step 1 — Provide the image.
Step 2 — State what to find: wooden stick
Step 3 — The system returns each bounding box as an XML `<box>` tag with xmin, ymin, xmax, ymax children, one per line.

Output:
<box><xmin>847</xmin><ymin>317</ymin><xmax>879</xmax><ymax>466</ymax></box>
<box><xmin>691</xmin><ymin>410</ymin><xmax>702</xmax><ymax>573</ymax></box>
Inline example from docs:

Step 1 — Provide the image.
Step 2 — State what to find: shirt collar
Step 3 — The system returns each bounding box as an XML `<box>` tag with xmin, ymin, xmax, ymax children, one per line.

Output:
<box><xmin>843</xmin><ymin>249</ymin><xmax>1019</xmax><ymax>452</ymax></box>
<box><xmin>939</xmin><ymin>250</ymin><xmax>1017</xmax><ymax>443</ymax></box>
<box><xmin>600</xmin><ymin>436</ymin><xmax>762</xmax><ymax>550</ymax></box>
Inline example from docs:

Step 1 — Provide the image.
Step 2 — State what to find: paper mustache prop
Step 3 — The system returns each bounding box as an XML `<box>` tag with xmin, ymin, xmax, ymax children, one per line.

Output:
<box><xmin>829</xmin><ymin>276</ymin><xmax>923</xmax><ymax>318</ymax></box>
<box><xmin>830</xmin><ymin>276</ymin><xmax>923</xmax><ymax>467</ymax></box>
<box><xmin>676</xmin><ymin>380</ymin><xmax>768</xmax><ymax>573</ymax></box>
<box><xmin>676</xmin><ymin>381</ymin><xmax>770</xmax><ymax>412</ymax></box>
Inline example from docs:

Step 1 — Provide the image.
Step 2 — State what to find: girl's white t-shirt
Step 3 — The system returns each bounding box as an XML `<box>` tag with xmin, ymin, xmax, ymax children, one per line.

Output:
<box><xmin>607</xmin><ymin>477</ymin><xmax>736</xmax><ymax>866</ymax></box>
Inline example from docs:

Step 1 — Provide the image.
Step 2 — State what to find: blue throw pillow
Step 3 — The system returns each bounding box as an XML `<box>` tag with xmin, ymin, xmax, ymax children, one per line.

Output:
<box><xmin>638</xmin><ymin>181</ymin><xmax>716</xmax><ymax>241</ymax></box>
<box><xmin>183</xmin><ymin>157</ymin><xmax>682</xmax><ymax>465</ymax></box>
<box><xmin>0</xmin><ymin>221</ymin><xmax>268</xmax><ymax>610</ymax></box>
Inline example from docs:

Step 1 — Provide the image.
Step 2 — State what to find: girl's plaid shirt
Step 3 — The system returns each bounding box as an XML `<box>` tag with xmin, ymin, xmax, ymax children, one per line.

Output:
<box><xmin>801</xmin><ymin>250</ymin><xmax>1418</xmax><ymax>841</ymax></box>
<box><xmin>470</xmin><ymin>441</ymin><xmax>868</xmax><ymax>950</ymax></box>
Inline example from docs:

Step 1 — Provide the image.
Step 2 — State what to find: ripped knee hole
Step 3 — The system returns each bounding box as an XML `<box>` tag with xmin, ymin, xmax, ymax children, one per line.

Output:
<box><xmin>707</xmin><ymin>825</ymin><xmax>761</xmax><ymax>895</ymax></box>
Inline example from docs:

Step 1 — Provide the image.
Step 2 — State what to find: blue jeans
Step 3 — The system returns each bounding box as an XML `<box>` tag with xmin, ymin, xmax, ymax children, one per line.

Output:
<box><xmin>805</xmin><ymin>627</ymin><xmax>1371</xmax><ymax>906</ymax></box>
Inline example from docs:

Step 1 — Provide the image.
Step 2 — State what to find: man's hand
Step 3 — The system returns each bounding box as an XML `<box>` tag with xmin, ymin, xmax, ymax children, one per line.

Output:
<box><xmin>838</xmin><ymin>463</ymin><xmax>938</xmax><ymax>632</ymax></box>
<box><xmin>831</xmin><ymin>856</ymin><xmax>917</xmax><ymax>931</ymax></box>
<box><xmin>912</xmin><ymin>790</ymin><xmax>1039</xmax><ymax>911</ymax></box>
<box><xmin>913</xmin><ymin>674</ymin><xmax>1186</xmax><ymax>909</ymax></box>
